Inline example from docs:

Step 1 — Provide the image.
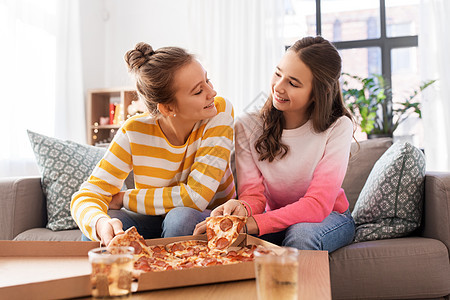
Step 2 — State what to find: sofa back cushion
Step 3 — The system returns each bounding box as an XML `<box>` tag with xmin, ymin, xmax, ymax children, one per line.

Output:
<box><xmin>342</xmin><ymin>138</ymin><xmax>393</xmax><ymax>211</ymax></box>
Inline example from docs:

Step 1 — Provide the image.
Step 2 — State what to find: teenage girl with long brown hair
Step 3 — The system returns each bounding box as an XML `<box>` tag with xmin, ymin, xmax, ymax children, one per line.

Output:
<box><xmin>195</xmin><ymin>36</ymin><xmax>355</xmax><ymax>252</ymax></box>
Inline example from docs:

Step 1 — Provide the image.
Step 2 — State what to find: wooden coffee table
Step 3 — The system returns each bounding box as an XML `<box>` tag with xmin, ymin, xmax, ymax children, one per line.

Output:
<box><xmin>0</xmin><ymin>241</ymin><xmax>330</xmax><ymax>300</ymax></box>
<box><xmin>131</xmin><ymin>250</ymin><xmax>331</xmax><ymax>300</ymax></box>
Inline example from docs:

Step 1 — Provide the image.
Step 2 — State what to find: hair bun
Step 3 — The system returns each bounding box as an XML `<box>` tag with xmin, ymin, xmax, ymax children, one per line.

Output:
<box><xmin>125</xmin><ymin>42</ymin><xmax>155</xmax><ymax>71</ymax></box>
<box><xmin>136</xmin><ymin>42</ymin><xmax>155</xmax><ymax>58</ymax></box>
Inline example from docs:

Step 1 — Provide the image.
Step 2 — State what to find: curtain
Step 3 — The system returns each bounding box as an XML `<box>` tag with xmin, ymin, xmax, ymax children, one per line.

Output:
<box><xmin>187</xmin><ymin>0</ymin><xmax>285</xmax><ymax>116</ymax></box>
<box><xmin>0</xmin><ymin>0</ymin><xmax>84</xmax><ymax>177</ymax></box>
<box><xmin>54</xmin><ymin>1</ymin><xmax>85</xmax><ymax>144</ymax></box>
<box><xmin>420</xmin><ymin>0</ymin><xmax>450</xmax><ymax>171</ymax></box>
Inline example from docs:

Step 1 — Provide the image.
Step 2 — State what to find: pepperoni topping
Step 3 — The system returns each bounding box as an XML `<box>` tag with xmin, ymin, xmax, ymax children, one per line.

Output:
<box><xmin>134</xmin><ymin>257</ymin><xmax>153</xmax><ymax>271</ymax></box>
<box><xmin>196</xmin><ymin>248</ymin><xmax>208</xmax><ymax>256</ymax></box>
<box><xmin>219</xmin><ymin>218</ymin><xmax>233</xmax><ymax>232</ymax></box>
<box><xmin>179</xmin><ymin>261</ymin><xmax>194</xmax><ymax>269</ymax></box>
<box><xmin>144</xmin><ymin>257</ymin><xmax>156</xmax><ymax>264</ymax></box>
<box><xmin>236</xmin><ymin>222</ymin><xmax>244</xmax><ymax>233</ymax></box>
<box><xmin>152</xmin><ymin>246</ymin><xmax>163</xmax><ymax>253</ymax></box>
<box><xmin>130</xmin><ymin>241</ymin><xmax>142</xmax><ymax>254</ymax></box>
<box><xmin>206</xmin><ymin>227</ymin><xmax>215</xmax><ymax>240</ymax></box>
<box><xmin>135</xmin><ymin>263</ymin><xmax>152</xmax><ymax>272</ymax></box>
<box><xmin>181</xmin><ymin>248</ymin><xmax>195</xmax><ymax>258</ymax></box>
<box><xmin>153</xmin><ymin>252</ymin><xmax>168</xmax><ymax>259</ymax></box>
<box><xmin>200</xmin><ymin>257</ymin><xmax>218</xmax><ymax>266</ymax></box>
<box><xmin>215</xmin><ymin>237</ymin><xmax>230</xmax><ymax>250</ymax></box>
<box><xmin>171</xmin><ymin>243</ymin><xmax>185</xmax><ymax>252</ymax></box>
<box><xmin>154</xmin><ymin>260</ymin><xmax>168</xmax><ymax>267</ymax></box>
<box><xmin>135</xmin><ymin>256</ymin><xmax>149</xmax><ymax>264</ymax></box>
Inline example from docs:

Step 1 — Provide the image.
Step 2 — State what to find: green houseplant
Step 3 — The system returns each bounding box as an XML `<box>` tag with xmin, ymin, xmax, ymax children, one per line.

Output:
<box><xmin>341</xmin><ymin>72</ymin><xmax>436</xmax><ymax>138</ymax></box>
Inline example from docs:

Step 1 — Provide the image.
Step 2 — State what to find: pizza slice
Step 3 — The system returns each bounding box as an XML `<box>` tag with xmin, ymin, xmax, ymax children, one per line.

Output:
<box><xmin>205</xmin><ymin>215</ymin><xmax>247</xmax><ymax>254</ymax></box>
<box><xmin>107</xmin><ymin>226</ymin><xmax>152</xmax><ymax>259</ymax></box>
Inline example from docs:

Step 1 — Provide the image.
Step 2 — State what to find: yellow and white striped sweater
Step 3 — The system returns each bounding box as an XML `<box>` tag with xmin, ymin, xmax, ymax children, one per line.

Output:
<box><xmin>71</xmin><ymin>97</ymin><xmax>235</xmax><ymax>241</ymax></box>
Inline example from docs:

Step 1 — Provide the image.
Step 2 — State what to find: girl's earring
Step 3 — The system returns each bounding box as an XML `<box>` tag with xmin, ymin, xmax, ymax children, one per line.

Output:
<box><xmin>173</xmin><ymin>114</ymin><xmax>176</xmax><ymax>117</ymax></box>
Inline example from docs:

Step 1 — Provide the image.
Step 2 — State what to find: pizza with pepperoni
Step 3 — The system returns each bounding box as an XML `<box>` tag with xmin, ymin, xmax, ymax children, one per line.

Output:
<box><xmin>106</xmin><ymin>215</ymin><xmax>261</xmax><ymax>275</ymax></box>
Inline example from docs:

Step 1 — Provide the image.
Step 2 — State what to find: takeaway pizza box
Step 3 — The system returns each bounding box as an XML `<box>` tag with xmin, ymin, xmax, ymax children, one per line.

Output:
<box><xmin>0</xmin><ymin>234</ymin><xmax>277</xmax><ymax>299</ymax></box>
<box><xmin>0</xmin><ymin>240</ymin><xmax>96</xmax><ymax>299</ymax></box>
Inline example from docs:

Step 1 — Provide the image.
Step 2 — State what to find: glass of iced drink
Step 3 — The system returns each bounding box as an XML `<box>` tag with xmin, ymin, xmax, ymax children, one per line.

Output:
<box><xmin>254</xmin><ymin>246</ymin><xmax>299</xmax><ymax>300</ymax></box>
<box><xmin>88</xmin><ymin>246</ymin><xmax>134</xmax><ymax>299</ymax></box>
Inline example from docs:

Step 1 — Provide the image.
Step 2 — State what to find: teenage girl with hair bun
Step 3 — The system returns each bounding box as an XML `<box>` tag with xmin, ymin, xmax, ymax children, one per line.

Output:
<box><xmin>72</xmin><ymin>42</ymin><xmax>235</xmax><ymax>246</ymax></box>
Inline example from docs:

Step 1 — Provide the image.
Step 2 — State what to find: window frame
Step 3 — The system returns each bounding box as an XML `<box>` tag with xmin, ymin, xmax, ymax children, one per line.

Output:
<box><xmin>315</xmin><ymin>0</ymin><xmax>418</xmax><ymax>91</ymax></box>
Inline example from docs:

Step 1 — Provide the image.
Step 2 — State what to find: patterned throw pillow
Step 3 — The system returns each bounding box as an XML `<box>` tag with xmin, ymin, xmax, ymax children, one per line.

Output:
<box><xmin>351</xmin><ymin>141</ymin><xmax>426</xmax><ymax>242</ymax></box>
<box><xmin>27</xmin><ymin>130</ymin><xmax>107</xmax><ymax>231</ymax></box>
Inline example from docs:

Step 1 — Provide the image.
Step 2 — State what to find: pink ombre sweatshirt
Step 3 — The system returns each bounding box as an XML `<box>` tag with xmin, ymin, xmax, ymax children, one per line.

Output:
<box><xmin>235</xmin><ymin>113</ymin><xmax>353</xmax><ymax>236</ymax></box>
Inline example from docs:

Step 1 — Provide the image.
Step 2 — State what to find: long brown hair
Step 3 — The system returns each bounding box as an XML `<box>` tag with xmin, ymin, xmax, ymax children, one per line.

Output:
<box><xmin>124</xmin><ymin>42</ymin><xmax>194</xmax><ymax>117</ymax></box>
<box><xmin>255</xmin><ymin>36</ymin><xmax>354</xmax><ymax>162</ymax></box>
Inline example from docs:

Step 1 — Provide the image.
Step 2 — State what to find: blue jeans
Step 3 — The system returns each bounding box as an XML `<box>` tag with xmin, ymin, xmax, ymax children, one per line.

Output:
<box><xmin>81</xmin><ymin>207</ymin><xmax>211</xmax><ymax>241</ymax></box>
<box><xmin>258</xmin><ymin>210</ymin><xmax>355</xmax><ymax>253</ymax></box>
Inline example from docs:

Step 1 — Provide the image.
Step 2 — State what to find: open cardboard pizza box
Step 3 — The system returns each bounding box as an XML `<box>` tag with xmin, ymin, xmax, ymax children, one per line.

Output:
<box><xmin>0</xmin><ymin>234</ymin><xmax>277</xmax><ymax>299</ymax></box>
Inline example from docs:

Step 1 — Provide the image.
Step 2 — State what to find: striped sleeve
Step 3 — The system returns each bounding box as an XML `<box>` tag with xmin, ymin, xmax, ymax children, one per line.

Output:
<box><xmin>71</xmin><ymin>129</ymin><xmax>133</xmax><ymax>241</ymax></box>
<box><xmin>122</xmin><ymin>97</ymin><xmax>235</xmax><ymax>215</ymax></box>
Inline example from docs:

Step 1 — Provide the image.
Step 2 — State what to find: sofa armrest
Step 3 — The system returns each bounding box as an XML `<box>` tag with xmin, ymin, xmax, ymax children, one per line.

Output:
<box><xmin>0</xmin><ymin>176</ymin><xmax>47</xmax><ymax>240</ymax></box>
<box><xmin>422</xmin><ymin>172</ymin><xmax>450</xmax><ymax>253</ymax></box>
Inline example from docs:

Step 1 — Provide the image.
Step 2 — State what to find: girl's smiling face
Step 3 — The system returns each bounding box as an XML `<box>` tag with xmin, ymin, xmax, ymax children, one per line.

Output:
<box><xmin>172</xmin><ymin>60</ymin><xmax>217</xmax><ymax>122</ymax></box>
<box><xmin>271</xmin><ymin>50</ymin><xmax>314</xmax><ymax>127</ymax></box>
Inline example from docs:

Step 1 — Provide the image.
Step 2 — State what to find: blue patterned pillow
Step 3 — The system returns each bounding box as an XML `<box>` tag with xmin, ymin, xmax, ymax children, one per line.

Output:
<box><xmin>27</xmin><ymin>130</ymin><xmax>107</xmax><ymax>231</ymax></box>
<box><xmin>352</xmin><ymin>141</ymin><xmax>426</xmax><ymax>242</ymax></box>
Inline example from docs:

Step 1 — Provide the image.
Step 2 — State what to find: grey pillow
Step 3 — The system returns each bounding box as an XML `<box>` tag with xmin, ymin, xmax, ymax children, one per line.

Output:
<box><xmin>27</xmin><ymin>130</ymin><xmax>106</xmax><ymax>231</ymax></box>
<box><xmin>352</xmin><ymin>141</ymin><xmax>426</xmax><ymax>242</ymax></box>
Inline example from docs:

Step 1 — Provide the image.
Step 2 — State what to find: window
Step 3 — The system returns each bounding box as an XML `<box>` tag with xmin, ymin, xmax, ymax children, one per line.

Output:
<box><xmin>0</xmin><ymin>0</ymin><xmax>58</xmax><ymax>177</ymax></box>
<box><xmin>283</xmin><ymin>0</ymin><xmax>422</xmax><ymax>146</ymax></box>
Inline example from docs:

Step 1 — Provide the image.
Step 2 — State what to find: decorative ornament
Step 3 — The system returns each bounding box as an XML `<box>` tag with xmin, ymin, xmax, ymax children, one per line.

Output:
<box><xmin>99</xmin><ymin>117</ymin><xmax>109</xmax><ymax>125</ymax></box>
<box><xmin>127</xmin><ymin>100</ymin><xmax>146</xmax><ymax>116</ymax></box>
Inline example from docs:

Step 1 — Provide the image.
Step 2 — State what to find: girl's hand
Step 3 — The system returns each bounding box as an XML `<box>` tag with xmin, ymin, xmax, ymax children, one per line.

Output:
<box><xmin>193</xmin><ymin>220</ymin><xmax>207</xmax><ymax>235</ymax></box>
<box><xmin>193</xmin><ymin>215</ymin><xmax>260</xmax><ymax>235</ymax></box>
<box><xmin>109</xmin><ymin>191</ymin><xmax>125</xmax><ymax>210</ymax></box>
<box><xmin>245</xmin><ymin>217</ymin><xmax>259</xmax><ymax>235</ymax></box>
<box><xmin>211</xmin><ymin>199</ymin><xmax>248</xmax><ymax>217</ymax></box>
<box><xmin>95</xmin><ymin>217</ymin><xmax>124</xmax><ymax>246</ymax></box>
<box><xmin>193</xmin><ymin>200</ymin><xmax>249</xmax><ymax>235</ymax></box>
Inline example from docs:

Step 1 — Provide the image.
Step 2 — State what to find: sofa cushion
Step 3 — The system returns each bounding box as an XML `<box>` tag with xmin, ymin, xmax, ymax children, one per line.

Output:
<box><xmin>27</xmin><ymin>130</ymin><xmax>107</xmax><ymax>231</ymax></box>
<box><xmin>329</xmin><ymin>237</ymin><xmax>450</xmax><ymax>299</ymax></box>
<box><xmin>342</xmin><ymin>138</ymin><xmax>393</xmax><ymax>211</ymax></box>
<box><xmin>13</xmin><ymin>228</ymin><xmax>82</xmax><ymax>241</ymax></box>
<box><xmin>352</xmin><ymin>141</ymin><xmax>426</xmax><ymax>242</ymax></box>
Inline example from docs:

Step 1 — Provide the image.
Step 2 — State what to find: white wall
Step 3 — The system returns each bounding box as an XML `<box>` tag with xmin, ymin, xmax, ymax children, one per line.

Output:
<box><xmin>79</xmin><ymin>0</ymin><xmax>106</xmax><ymax>91</ymax></box>
<box><xmin>78</xmin><ymin>0</ymin><xmax>284</xmax><ymax>116</ymax></box>
<box><xmin>79</xmin><ymin>0</ymin><xmax>193</xmax><ymax>91</ymax></box>
<box><xmin>104</xmin><ymin>0</ymin><xmax>192</xmax><ymax>87</ymax></box>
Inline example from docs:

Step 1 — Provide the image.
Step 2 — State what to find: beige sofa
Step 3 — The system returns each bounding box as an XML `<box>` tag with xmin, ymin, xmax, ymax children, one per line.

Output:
<box><xmin>1</xmin><ymin>138</ymin><xmax>449</xmax><ymax>299</ymax></box>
